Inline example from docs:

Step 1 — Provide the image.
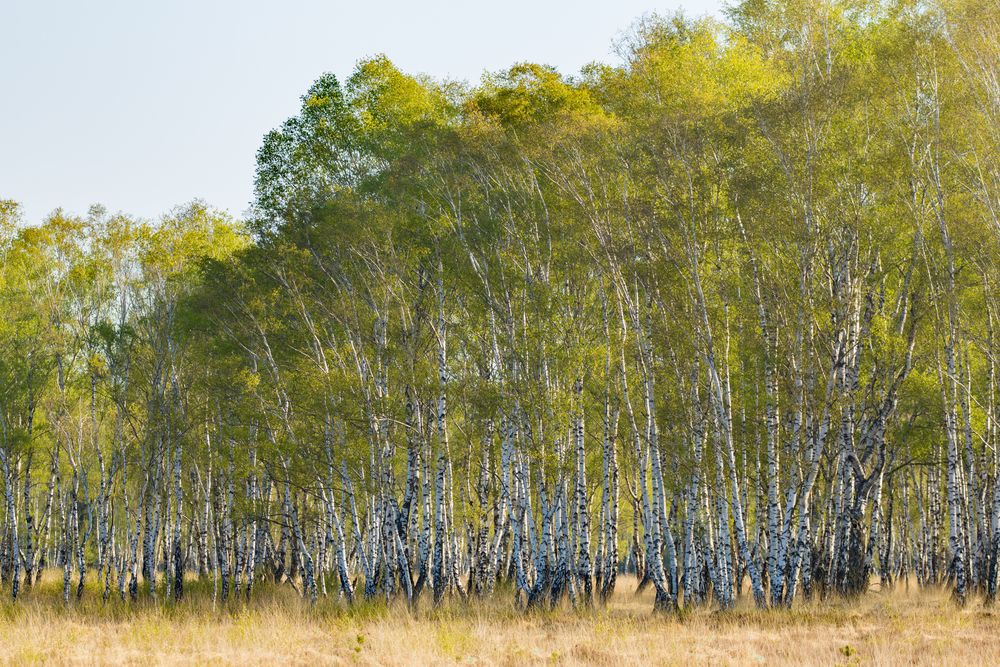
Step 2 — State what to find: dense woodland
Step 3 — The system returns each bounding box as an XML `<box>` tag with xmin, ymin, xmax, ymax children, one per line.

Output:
<box><xmin>1</xmin><ymin>0</ymin><xmax>998</xmax><ymax>612</ymax></box>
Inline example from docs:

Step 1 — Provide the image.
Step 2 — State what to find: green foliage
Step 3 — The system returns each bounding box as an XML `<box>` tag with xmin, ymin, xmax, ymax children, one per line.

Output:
<box><xmin>3</xmin><ymin>0</ymin><xmax>999</xmax><ymax>609</ymax></box>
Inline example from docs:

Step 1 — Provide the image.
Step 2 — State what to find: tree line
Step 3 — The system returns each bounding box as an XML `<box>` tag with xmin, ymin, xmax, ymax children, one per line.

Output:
<box><xmin>1</xmin><ymin>0</ymin><xmax>999</xmax><ymax>611</ymax></box>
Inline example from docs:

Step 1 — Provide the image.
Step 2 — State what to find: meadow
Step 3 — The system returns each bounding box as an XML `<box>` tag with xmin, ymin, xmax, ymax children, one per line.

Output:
<box><xmin>0</xmin><ymin>575</ymin><xmax>997</xmax><ymax>665</ymax></box>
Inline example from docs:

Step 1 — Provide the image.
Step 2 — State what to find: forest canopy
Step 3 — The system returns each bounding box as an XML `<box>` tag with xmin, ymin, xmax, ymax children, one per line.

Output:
<box><xmin>1</xmin><ymin>0</ymin><xmax>998</xmax><ymax>612</ymax></box>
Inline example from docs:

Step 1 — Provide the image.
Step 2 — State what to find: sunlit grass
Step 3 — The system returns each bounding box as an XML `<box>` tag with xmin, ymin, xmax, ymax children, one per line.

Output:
<box><xmin>0</xmin><ymin>573</ymin><xmax>998</xmax><ymax>664</ymax></box>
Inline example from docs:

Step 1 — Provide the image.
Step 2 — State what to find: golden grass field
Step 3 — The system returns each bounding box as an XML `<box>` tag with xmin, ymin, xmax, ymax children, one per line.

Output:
<box><xmin>0</xmin><ymin>574</ymin><xmax>998</xmax><ymax>665</ymax></box>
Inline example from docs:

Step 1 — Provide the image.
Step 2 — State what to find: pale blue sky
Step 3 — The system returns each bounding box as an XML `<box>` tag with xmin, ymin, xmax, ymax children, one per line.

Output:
<box><xmin>1</xmin><ymin>0</ymin><xmax>723</xmax><ymax>224</ymax></box>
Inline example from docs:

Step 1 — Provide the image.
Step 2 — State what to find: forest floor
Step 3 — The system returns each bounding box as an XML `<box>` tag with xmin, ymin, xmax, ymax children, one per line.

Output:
<box><xmin>0</xmin><ymin>574</ymin><xmax>998</xmax><ymax>665</ymax></box>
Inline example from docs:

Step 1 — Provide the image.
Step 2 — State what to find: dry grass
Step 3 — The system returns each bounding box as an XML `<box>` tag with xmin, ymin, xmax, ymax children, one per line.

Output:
<box><xmin>0</xmin><ymin>574</ymin><xmax>997</xmax><ymax>665</ymax></box>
